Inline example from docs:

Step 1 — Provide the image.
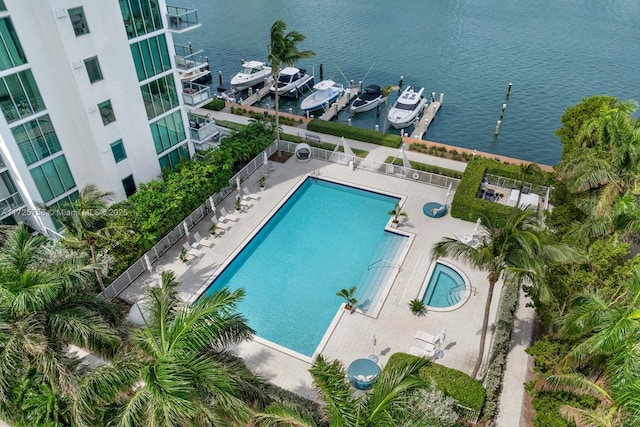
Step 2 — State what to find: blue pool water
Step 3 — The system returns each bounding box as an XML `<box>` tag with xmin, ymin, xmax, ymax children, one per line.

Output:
<box><xmin>203</xmin><ymin>178</ymin><xmax>406</xmax><ymax>356</ymax></box>
<box><xmin>422</xmin><ymin>263</ymin><xmax>467</xmax><ymax>308</ymax></box>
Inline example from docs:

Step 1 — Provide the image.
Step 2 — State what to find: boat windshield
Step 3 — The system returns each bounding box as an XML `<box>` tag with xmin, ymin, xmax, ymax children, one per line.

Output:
<box><xmin>396</xmin><ymin>100</ymin><xmax>422</xmax><ymax>110</ymax></box>
<box><xmin>240</xmin><ymin>66</ymin><xmax>258</xmax><ymax>75</ymax></box>
<box><xmin>278</xmin><ymin>74</ymin><xmax>293</xmax><ymax>83</ymax></box>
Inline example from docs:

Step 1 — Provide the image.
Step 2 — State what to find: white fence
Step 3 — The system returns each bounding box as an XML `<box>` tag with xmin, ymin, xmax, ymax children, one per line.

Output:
<box><xmin>104</xmin><ymin>139</ymin><xmax>459</xmax><ymax>299</ymax></box>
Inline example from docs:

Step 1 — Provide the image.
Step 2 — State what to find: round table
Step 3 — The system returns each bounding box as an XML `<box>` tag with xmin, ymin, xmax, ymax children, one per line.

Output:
<box><xmin>347</xmin><ymin>358</ymin><xmax>381</xmax><ymax>390</ymax></box>
<box><xmin>423</xmin><ymin>202</ymin><xmax>448</xmax><ymax>218</ymax></box>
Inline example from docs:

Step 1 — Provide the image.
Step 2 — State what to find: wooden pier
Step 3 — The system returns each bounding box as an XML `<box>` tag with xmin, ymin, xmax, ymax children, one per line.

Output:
<box><xmin>410</xmin><ymin>98</ymin><xmax>442</xmax><ymax>139</ymax></box>
<box><xmin>318</xmin><ymin>85</ymin><xmax>361</xmax><ymax>121</ymax></box>
<box><xmin>240</xmin><ymin>79</ymin><xmax>272</xmax><ymax>106</ymax></box>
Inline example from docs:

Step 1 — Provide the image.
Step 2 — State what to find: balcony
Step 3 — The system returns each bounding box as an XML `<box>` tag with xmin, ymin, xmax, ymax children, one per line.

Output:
<box><xmin>182</xmin><ymin>82</ymin><xmax>211</xmax><ymax>106</ymax></box>
<box><xmin>166</xmin><ymin>6</ymin><xmax>201</xmax><ymax>33</ymax></box>
<box><xmin>0</xmin><ymin>153</ymin><xmax>6</xmax><ymax>171</ymax></box>
<box><xmin>0</xmin><ymin>192</ymin><xmax>25</xmax><ymax>220</ymax></box>
<box><xmin>174</xmin><ymin>44</ymin><xmax>206</xmax><ymax>72</ymax></box>
<box><xmin>188</xmin><ymin>113</ymin><xmax>220</xmax><ymax>143</ymax></box>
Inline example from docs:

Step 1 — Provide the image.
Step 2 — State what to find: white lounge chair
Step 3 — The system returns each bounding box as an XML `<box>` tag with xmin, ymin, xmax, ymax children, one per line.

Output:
<box><xmin>242</xmin><ymin>187</ymin><xmax>261</xmax><ymax>201</ymax></box>
<box><xmin>193</xmin><ymin>232</ymin><xmax>214</xmax><ymax>249</ymax></box>
<box><xmin>409</xmin><ymin>343</ymin><xmax>437</xmax><ymax>358</ymax></box>
<box><xmin>182</xmin><ymin>242</ymin><xmax>205</xmax><ymax>259</ymax></box>
<box><xmin>219</xmin><ymin>207</ymin><xmax>239</xmax><ymax>223</ymax></box>
<box><xmin>415</xmin><ymin>330</ymin><xmax>440</xmax><ymax>346</ymax></box>
<box><xmin>238</xmin><ymin>197</ymin><xmax>253</xmax><ymax>209</ymax></box>
<box><xmin>210</xmin><ymin>217</ymin><xmax>231</xmax><ymax>231</ymax></box>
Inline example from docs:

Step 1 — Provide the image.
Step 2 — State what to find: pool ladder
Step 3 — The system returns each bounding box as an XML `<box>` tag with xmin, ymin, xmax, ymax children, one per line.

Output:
<box><xmin>367</xmin><ymin>258</ymin><xmax>401</xmax><ymax>271</ymax></box>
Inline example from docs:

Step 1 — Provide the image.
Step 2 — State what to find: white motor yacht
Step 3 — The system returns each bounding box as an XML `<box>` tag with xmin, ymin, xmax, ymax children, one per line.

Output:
<box><xmin>270</xmin><ymin>67</ymin><xmax>313</xmax><ymax>98</ymax></box>
<box><xmin>300</xmin><ymin>80</ymin><xmax>344</xmax><ymax>113</ymax></box>
<box><xmin>230</xmin><ymin>61</ymin><xmax>272</xmax><ymax>90</ymax></box>
<box><xmin>387</xmin><ymin>86</ymin><xmax>427</xmax><ymax>129</ymax></box>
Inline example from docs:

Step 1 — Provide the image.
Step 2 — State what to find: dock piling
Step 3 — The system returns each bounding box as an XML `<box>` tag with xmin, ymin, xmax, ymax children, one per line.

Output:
<box><xmin>348</xmin><ymin>118</ymin><xmax>352</xmax><ymax>126</ymax></box>
<box><xmin>506</xmin><ymin>83</ymin><xmax>512</xmax><ymax>100</ymax></box>
<box><xmin>375</xmin><ymin>124</ymin><xmax>379</xmax><ymax>132</ymax></box>
<box><xmin>494</xmin><ymin>120</ymin><xmax>502</xmax><ymax>139</ymax></box>
<box><xmin>499</xmin><ymin>103</ymin><xmax>507</xmax><ymax>122</ymax></box>
<box><xmin>218</xmin><ymin>71</ymin><xmax>223</xmax><ymax>87</ymax></box>
<box><xmin>319</xmin><ymin>63</ymin><xmax>324</xmax><ymax>81</ymax></box>
<box><xmin>398</xmin><ymin>76</ymin><xmax>404</xmax><ymax>92</ymax></box>
<box><xmin>439</xmin><ymin>93</ymin><xmax>444</xmax><ymax>103</ymax></box>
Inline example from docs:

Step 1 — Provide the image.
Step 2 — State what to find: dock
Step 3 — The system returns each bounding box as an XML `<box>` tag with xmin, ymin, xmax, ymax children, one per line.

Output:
<box><xmin>240</xmin><ymin>81</ymin><xmax>272</xmax><ymax>106</ymax></box>
<box><xmin>411</xmin><ymin>94</ymin><xmax>443</xmax><ymax>139</ymax></box>
<box><xmin>318</xmin><ymin>85</ymin><xmax>361</xmax><ymax>121</ymax></box>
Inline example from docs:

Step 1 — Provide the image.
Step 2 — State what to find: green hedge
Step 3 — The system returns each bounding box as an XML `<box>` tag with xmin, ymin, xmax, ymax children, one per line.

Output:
<box><xmin>449</xmin><ymin>157</ymin><xmax>516</xmax><ymax>227</ymax></box>
<box><xmin>389</xmin><ymin>353</ymin><xmax>485</xmax><ymax>413</ymax></box>
<box><xmin>307</xmin><ymin>119</ymin><xmax>402</xmax><ymax>148</ymax></box>
<box><xmin>202</xmin><ymin>98</ymin><xmax>226</xmax><ymax>111</ymax></box>
<box><xmin>384</xmin><ymin>156</ymin><xmax>463</xmax><ymax>179</ymax></box>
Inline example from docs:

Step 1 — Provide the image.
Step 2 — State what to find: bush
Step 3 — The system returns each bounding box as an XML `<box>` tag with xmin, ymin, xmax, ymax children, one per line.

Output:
<box><xmin>482</xmin><ymin>282</ymin><xmax>519</xmax><ymax>420</ymax></box>
<box><xmin>307</xmin><ymin>119</ymin><xmax>402</xmax><ymax>148</ymax></box>
<box><xmin>202</xmin><ymin>98</ymin><xmax>226</xmax><ymax>111</ymax></box>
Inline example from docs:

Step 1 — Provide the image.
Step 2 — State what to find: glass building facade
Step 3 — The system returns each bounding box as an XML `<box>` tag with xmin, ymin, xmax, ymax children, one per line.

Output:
<box><xmin>131</xmin><ymin>34</ymin><xmax>171</xmax><ymax>81</ymax></box>
<box><xmin>0</xmin><ymin>17</ymin><xmax>27</xmax><ymax>71</ymax></box>
<box><xmin>118</xmin><ymin>0</ymin><xmax>163</xmax><ymax>39</ymax></box>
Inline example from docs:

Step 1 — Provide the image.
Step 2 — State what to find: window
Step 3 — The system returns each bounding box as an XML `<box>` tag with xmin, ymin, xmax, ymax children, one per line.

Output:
<box><xmin>141</xmin><ymin>74</ymin><xmax>179</xmax><ymax>119</ymax></box>
<box><xmin>12</xmin><ymin>115</ymin><xmax>61</xmax><ymax>165</ymax></box>
<box><xmin>29</xmin><ymin>155</ymin><xmax>76</xmax><ymax>203</ymax></box>
<box><xmin>122</xmin><ymin>175</ymin><xmax>136</xmax><ymax>197</ymax></box>
<box><xmin>158</xmin><ymin>144</ymin><xmax>189</xmax><ymax>169</ymax></box>
<box><xmin>118</xmin><ymin>0</ymin><xmax>163</xmax><ymax>39</ymax></box>
<box><xmin>150</xmin><ymin>110</ymin><xmax>186</xmax><ymax>154</ymax></box>
<box><xmin>84</xmin><ymin>56</ymin><xmax>103</xmax><ymax>83</ymax></box>
<box><xmin>0</xmin><ymin>18</ymin><xmax>27</xmax><ymax>70</ymax></box>
<box><xmin>0</xmin><ymin>70</ymin><xmax>46</xmax><ymax>123</ymax></box>
<box><xmin>130</xmin><ymin>34</ymin><xmax>171</xmax><ymax>81</ymax></box>
<box><xmin>0</xmin><ymin>1</ymin><xmax>6</xmax><ymax>12</ymax></box>
<box><xmin>110</xmin><ymin>140</ymin><xmax>127</xmax><ymax>163</ymax></box>
<box><xmin>98</xmin><ymin>100</ymin><xmax>115</xmax><ymax>125</ymax></box>
<box><xmin>69</xmin><ymin>7</ymin><xmax>90</xmax><ymax>36</ymax></box>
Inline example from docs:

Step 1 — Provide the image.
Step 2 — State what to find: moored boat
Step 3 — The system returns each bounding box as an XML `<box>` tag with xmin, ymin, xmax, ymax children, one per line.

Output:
<box><xmin>270</xmin><ymin>67</ymin><xmax>313</xmax><ymax>98</ymax></box>
<box><xmin>350</xmin><ymin>84</ymin><xmax>386</xmax><ymax>113</ymax></box>
<box><xmin>230</xmin><ymin>61</ymin><xmax>272</xmax><ymax>90</ymax></box>
<box><xmin>387</xmin><ymin>86</ymin><xmax>427</xmax><ymax>129</ymax></box>
<box><xmin>299</xmin><ymin>79</ymin><xmax>344</xmax><ymax>112</ymax></box>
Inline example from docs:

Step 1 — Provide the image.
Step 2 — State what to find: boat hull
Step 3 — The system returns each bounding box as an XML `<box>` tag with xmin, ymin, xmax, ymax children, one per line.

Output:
<box><xmin>230</xmin><ymin>73</ymin><xmax>272</xmax><ymax>90</ymax></box>
<box><xmin>350</xmin><ymin>96</ymin><xmax>385</xmax><ymax>113</ymax></box>
<box><xmin>300</xmin><ymin>91</ymin><xmax>341</xmax><ymax>112</ymax></box>
<box><xmin>271</xmin><ymin>73</ymin><xmax>314</xmax><ymax>98</ymax></box>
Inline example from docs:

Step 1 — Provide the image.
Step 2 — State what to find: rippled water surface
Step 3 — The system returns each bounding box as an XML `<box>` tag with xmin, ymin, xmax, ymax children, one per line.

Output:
<box><xmin>172</xmin><ymin>0</ymin><xmax>640</xmax><ymax>165</ymax></box>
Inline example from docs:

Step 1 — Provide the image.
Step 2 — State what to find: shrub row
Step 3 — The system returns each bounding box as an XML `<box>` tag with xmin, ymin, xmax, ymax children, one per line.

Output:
<box><xmin>408</xmin><ymin>143</ymin><xmax>474</xmax><ymax>163</ymax></box>
<box><xmin>390</xmin><ymin>353</ymin><xmax>485</xmax><ymax>414</ymax></box>
<box><xmin>307</xmin><ymin>119</ymin><xmax>402</xmax><ymax>148</ymax></box>
<box><xmin>384</xmin><ymin>156</ymin><xmax>464</xmax><ymax>179</ymax></box>
<box><xmin>201</xmin><ymin>98</ymin><xmax>226</xmax><ymax>111</ymax></box>
<box><xmin>482</xmin><ymin>282</ymin><xmax>520</xmax><ymax>420</ymax></box>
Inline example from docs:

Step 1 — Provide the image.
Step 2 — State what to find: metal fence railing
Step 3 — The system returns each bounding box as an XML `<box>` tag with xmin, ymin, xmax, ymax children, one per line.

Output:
<box><xmin>454</xmin><ymin>403</ymin><xmax>481</xmax><ymax>424</ymax></box>
<box><xmin>104</xmin><ymin>139</ymin><xmax>458</xmax><ymax>300</ymax></box>
<box><xmin>101</xmin><ymin>141</ymin><xmax>279</xmax><ymax>300</ymax></box>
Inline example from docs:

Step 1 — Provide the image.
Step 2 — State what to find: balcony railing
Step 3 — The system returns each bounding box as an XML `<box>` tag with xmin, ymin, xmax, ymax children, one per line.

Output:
<box><xmin>182</xmin><ymin>82</ymin><xmax>211</xmax><ymax>106</ymax></box>
<box><xmin>0</xmin><ymin>192</ymin><xmax>24</xmax><ymax>219</ymax></box>
<box><xmin>188</xmin><ymin>113</ymin><xmax>220</xmax><ymax>142</ymax></box>
<box><xmin>0</xmin><ymin>153</ymin><xmax>6</xmax><ymax>170</ymax></box>
<box><xmin>174</xmin><ymin>44</ymin><xmax>206</xmax><ymax>72</ymax></box>
<box><xmin>166</xmin><ymin>6</ymin><xmax>201</xmax><ymax>33</ymax></box>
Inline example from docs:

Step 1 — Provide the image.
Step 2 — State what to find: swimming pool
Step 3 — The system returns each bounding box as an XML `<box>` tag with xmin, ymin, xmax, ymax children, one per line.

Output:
<box><xmin>203</xmin><ymin>177</ymin><xmax>408</xmax><ymax>357</ymax></box>
<box><xmin>420</xmin><ymin>262</ymin><xmax>470</xmax><ymax>310</ymax></box>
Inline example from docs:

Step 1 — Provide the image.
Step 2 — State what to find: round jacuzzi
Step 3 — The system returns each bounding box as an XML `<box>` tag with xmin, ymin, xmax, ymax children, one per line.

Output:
<box><xmin>419</xmin><ymin>261</ymin><xmax>471</xmax><ymax>311</ymax></box>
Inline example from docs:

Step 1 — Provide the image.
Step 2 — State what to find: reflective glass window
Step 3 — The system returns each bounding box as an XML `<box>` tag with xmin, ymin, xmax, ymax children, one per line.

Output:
<box><xmin>12</xmin><ymin>115</ymin><xmax>61</xmax><ymax>165</ymax></box>
<box><xmin>98</xmin><ymin>100</ymin><xmax>116</xmax><ymax>125</ymax></box>
<box><xmin>69</xmin><ymin>7</ymin><xmax>90</xmax><ymax>36</ymax></box>
<box><xmin>0</xmin><ymin>18</ymin><xmax>27</xmax><ymax>70</ymax></box>
<box><xmin>84</xmin><ymin>56</ymin><xmax>103</xmax><ymax>83</ymax></box>
<box><xmin>29</xmin><ymin>155</ymin><xmax>76</xmax><ymax>203</ymax></box>
<box><xmin>110</xmin><ymin>139</ymin><xmax>127</xmax><ymax>163</ymax></box>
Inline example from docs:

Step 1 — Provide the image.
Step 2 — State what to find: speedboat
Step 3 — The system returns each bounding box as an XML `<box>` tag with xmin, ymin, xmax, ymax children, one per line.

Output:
<box><xmin>180</xmin><ymin>63</ymin><xmax>211</xmax><ymax>85</ymax></box>
<box><xmin>270</xmin><ymin>67</ymin><xmax>313</xmax><ymax>98</ymax></box>
<box><xmin>300</xmin><ymin>80</ymin><xmax>344</xmax><ymax>112</ymax></box>
<box><xmin>387</xmin><ymin>86</ymin><xmax>427</xmax><ymax>129</ymax></box>
<box><xmin>230</xmin><ymin>61</ymin><xmax>272</xmax><ymax>90</ymax></box>
<box><xmin>350</xmin><ymin>84</ymin><xmax>386</xmax><ymax>113</ymax></box>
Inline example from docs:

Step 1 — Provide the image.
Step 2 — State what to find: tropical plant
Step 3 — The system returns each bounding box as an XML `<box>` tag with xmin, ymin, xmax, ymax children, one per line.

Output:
<box><xmin>254</xmin><ymin>354</ymin><xmax>433</xmax><ymax>427</ymax></box>
<box><xmin>268</xmin><ymin>20</ymin><xmax>315</xmax><ymax>156</ymax></box>
<box><xmin>42</xmin><ymin>184</ymin><xmax>121</xmax><ymax>292</ymax></box>
<box><xmin>258</xmin><ymin>176</ymin><xmax>266</xmax><ymax>189</ymax></box>
<box><xmin>74</xmin><ymin>271</ymin><xmax>264</xmax><ymax>427</ymax></box>
<box><xmin>336</xmin><ymin>286</ymin><xmax>357</xmax><ymax>310</ymax></box>
<box><xmin>0</xmin><ymin>224</ymin><xmax>120</xmax><ymax>424</ymax></box>
<box><xmin>388</xmin><ymin>203</ymin><xmax>407</xmax><ymax>224</ymax></box>
<box><xmin>409</xmin><ymin>298</ymin><xmax>426</xmax><ymax>316</ymax></box>
<box><xmin>431</xmin><ymin>208</ymin><xmax>580</xmax><ymax>379</ymax></box>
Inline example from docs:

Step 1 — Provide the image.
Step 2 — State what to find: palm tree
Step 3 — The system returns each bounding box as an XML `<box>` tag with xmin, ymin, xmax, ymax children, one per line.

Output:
<box><xmin>381</xmin><ymin>85</ymin><xmax>393</xmax><ymax>135</ymax></box>
<box><xmin>0</xmin><ymin>224</ymin><xmax>121</xmax><ymax>424</ymax></box>
<box><xmin>514</xmin><ymin>163</ymin><xmax>543</xmax><ymax>209</ymax></box>
<box><xmin>431</xmin><ymin>209</ymin><xmax>579</xmax><ymax>379</ymax></box>
<box><xmin>268</xmin><ymin>20</ymin><xmax>315</xmax><ymax>157</ymax></box>
<box><xmin>254</xmin><ymin>354</ymin><xmax>432</xmax><ymax>426</ymax></box>
<box><xmin>75</xmin><ymin>271</ymin><xmax>263</xmax><ymax>427</ymax></box>
<box><xmin>45</xmin><ymin>184</ymin><xmax>122</xmax><ymax>292</ymax></box>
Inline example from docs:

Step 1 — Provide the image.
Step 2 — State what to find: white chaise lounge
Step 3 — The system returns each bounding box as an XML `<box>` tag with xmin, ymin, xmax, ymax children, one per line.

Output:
<box><xmin>182</xmin><ymin>242</ymin><xmax>205</xmax><ymax>259</ymax></box>
<box><xmin>219</xmin><ymin>207</ymin><xmax>239</xmax><ymax>223</ymax></box>
<box><xmin>242</xmin><ymin>187</ymin><xmax>261</xmax><ymax>201</ymax></box>
<box><xmin>193</xmin><ymin>232</ymin><xmax>214</xmax><ymax>249</ymax></box>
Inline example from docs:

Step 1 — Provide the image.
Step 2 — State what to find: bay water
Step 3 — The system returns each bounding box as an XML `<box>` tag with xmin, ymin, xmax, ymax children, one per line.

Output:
<box><xmin>172</xmin><ymin>0</ymin><xmax>640</xmax><ymax>165</ymax></box>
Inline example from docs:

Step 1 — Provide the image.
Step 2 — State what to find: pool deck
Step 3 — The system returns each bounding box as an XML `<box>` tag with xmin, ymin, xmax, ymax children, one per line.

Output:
<box><xmin>118</xmin><ymin>138</ymin><xmax>506</xmax><ymax>400</ymax></box>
